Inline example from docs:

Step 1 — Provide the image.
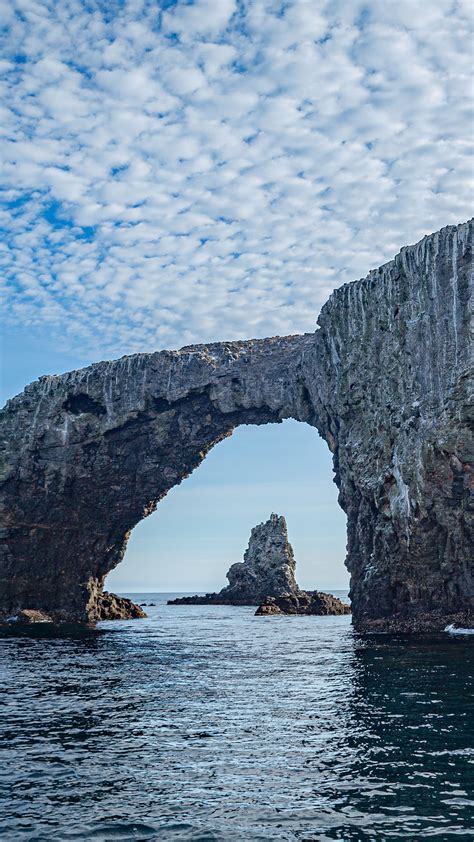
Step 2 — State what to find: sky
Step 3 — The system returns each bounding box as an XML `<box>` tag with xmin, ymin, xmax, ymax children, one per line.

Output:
<box><xmin>1</xmin><ymin>0</ymin><xmax>472</xmax><ymax>591</ymax></box>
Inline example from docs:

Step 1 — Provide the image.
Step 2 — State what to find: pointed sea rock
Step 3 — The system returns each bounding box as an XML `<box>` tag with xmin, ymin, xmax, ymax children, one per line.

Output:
<box><xmin>168</xmin><ymin>513</ymin><xmax>301</xmax><ymax>605</ymax></box>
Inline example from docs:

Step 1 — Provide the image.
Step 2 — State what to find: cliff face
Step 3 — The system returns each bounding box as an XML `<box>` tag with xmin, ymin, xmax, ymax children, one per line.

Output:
<box><xmin>0</xmin><ymin>220</ymin><xmax>472</xmax><ymax>631</ymax></box>
<box><xmin>169</xmin><ymin>513</ymin><xmax>301</xmax><ymax>605</ymax></box>
<box><xmin>310</xmin><ymin>220</ymin><xmax>473</xmax><ymax>631</ymax></box>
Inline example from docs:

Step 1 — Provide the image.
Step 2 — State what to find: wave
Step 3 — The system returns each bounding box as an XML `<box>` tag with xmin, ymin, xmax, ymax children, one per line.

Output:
<box><xmin>444</xmin><ymin>624</ymin><xmax>474</xmax><ymax>635</ymax></box>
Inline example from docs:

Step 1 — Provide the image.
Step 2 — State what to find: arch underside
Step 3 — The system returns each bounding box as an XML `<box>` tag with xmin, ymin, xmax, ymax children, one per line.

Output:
<box><xmin>0</xmin><ymin>220</ymin><xmax>472</xmax><ymax>631</ymax></box>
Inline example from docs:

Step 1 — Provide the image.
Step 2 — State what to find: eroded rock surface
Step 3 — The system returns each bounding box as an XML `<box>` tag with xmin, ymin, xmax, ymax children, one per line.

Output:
<box><xmin>255</xmin><ymin>592</ymin><xmax>351</xmax><ymax>616</ymax></box>
<box><xmin>94</xmin><ymin>592</ymin><xmax>147</xmax><ymax>621</ymax></box>
<box><xmin>0</xmin><ymin>220</ymin><xmax>472</xmax><ymax>631</ymax></box>
<box><xmin>168</xmin><ymin>513</ymin><xmax>301</xmax><ymax>605</ymax></box>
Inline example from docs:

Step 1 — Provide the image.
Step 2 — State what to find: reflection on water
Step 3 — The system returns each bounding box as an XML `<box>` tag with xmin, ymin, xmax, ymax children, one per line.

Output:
<box><xmin>1</xmin><ymin>594</ymin><xmax>473</xmax><ymax>840</ymax></box>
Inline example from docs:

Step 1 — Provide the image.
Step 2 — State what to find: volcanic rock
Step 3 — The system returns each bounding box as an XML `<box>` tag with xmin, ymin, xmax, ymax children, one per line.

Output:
<box><xmin>255</xmin><ymin>592</ymin><xmax>351</xmax><ymax>616</ymax></box>
<box><xmin>168</xmin><ymin>513</ymin><xmax>300</xmax><ymax>606</ymax></box>
<box><xmin>95</xmin><ymin>592</ymin><xmax>147</xmax><ymax>620</ymax></box>
<box><xmin>0</xmin><ymin>220</ymin><xmax>472</xmax><ymax>632</ymax></box>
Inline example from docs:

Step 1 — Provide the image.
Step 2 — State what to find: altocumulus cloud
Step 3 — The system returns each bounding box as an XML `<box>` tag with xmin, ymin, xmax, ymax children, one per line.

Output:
<box><xmin>1</xmin><ymin>0</ymin><xmax>472</xmax><ymax>357</ymax></box>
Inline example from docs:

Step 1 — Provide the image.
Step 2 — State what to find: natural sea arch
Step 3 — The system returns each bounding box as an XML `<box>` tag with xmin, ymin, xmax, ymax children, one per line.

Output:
<box><xmin>0</xmin><ymin>220</ymin><xmax>472</xmax><ymax>631</ymax></box>
<box><xmin>105</xmin><ymin>420</ymin><xmax>348</xmax><ymax>595</ymax></box>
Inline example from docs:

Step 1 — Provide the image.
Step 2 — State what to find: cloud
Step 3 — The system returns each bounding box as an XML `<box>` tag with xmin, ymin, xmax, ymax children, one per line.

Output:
<box><xmin>0</xmin><ymin>0</ymin><xmax>472</xmax><ymax>359</ymax></box>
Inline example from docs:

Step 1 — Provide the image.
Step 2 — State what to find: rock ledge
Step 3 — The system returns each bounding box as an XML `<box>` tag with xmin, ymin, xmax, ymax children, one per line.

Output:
<box><xmin>255</xmin><ymin>592</ymin><xmax>351</xmax><ymax>616</ymax></box>
<box><xmin>96</xmin><ymin>592</ymin><xmax>147</xmax><ymax>620</ymax></box>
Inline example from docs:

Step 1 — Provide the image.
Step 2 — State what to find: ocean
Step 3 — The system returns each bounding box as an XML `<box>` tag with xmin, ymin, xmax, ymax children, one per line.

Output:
<box><xmin>1</xmin><ymin>593</ymin><xmax>473</xmax><ymax>840</ymax></box>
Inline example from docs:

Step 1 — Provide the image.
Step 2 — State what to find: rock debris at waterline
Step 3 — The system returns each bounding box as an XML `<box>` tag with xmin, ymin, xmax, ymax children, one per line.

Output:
<box><xmin>4</xmin><ymin>593</ymin><xmax>146</xmax><ymax>625</ymax></box>
<box><xmin>255</xmin><ymin>592</ymin><xmax>351</xmax><ymax>616</ymax></box>
<box><xmin>0</xmin><ymin>220</ymin><xmax>472</xmax><ymax>632</ymax></box>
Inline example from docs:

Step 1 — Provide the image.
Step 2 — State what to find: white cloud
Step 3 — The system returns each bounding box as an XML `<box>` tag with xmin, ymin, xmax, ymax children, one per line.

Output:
<box><xmin>0</xmin><ymin>0</ymin><xmax>472</xmax><ymax>360</ymax></box>
<box><xmin>162</xmin><ymin>0</ymin><xmax>237</xmax><ymax>39</ymax></box>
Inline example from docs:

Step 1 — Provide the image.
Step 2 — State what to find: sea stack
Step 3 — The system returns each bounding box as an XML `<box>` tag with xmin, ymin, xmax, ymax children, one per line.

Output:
<box><xmin>168</xmin><ymin>513</ymin><xmax>299</xmax><ymax>605</ymax></box>
<box><xmin>168</xmin><ymin>514</ymin><xmax>350</xmax><ymax>616</ymax></box>
<box><xmin>224</xmin><ymin>513</ymin><xmax>301</xmax><ymax>604</ymax></box>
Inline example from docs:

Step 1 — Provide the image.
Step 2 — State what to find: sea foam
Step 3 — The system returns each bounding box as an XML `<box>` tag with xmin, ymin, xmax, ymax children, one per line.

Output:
<box><xmin>444</xmin><ymin>624</ymin><xmax>474</xmax><ymax>635</ymax></box>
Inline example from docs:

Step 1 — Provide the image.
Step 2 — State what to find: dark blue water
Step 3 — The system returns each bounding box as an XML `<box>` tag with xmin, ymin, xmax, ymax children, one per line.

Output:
<box><xmin>1</xmin><ymin>593</ymin><xmax>473</xmax><ymax>841</ymax></box>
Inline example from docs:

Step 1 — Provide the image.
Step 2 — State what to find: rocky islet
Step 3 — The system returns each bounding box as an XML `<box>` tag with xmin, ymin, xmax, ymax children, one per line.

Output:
<box><xmin>168</xmin><ymin>513</ymin><xmax>301</xmax><ymax>606</ymax></box>
<box><xmin>255</xmin><ymin>592</ymin><xmax>351</xmax><ymax>616</ymax></box>
<box><xmin>168</xmin><ymin>513</ymin><xmax>350</xmax><ymax>616</ymax></box>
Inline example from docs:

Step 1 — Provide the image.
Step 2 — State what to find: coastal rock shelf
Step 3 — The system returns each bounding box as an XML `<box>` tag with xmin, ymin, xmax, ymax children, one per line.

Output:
<box><xmin>255</xmin><ymin>592</ymin><xmax>351</xmax><ymax>616</ymax></box>
<box><xmin>4</xmin><ymin>593</ymin><xmax>146</xmax><ymax>624</ymax></box>
<box><xmin>168</xmin><ymin>513</ymin><xmax>301</xmax><ymax>606</ymax></box>
<box><xmin>1</xmin><ymin>220</ymin><xmax>472</xmax><ymax>631</ymax></box>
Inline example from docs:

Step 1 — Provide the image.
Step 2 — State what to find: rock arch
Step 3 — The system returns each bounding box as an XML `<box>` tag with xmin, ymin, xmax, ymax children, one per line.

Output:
<box><xmin>1</xmin><ymin>220</ymin><xmax>472</xmax><ymax>631</ymax></box>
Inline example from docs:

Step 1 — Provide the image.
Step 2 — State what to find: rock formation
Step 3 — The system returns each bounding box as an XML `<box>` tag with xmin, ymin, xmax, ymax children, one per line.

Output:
<box><xmin>94</xmin><ymin>592</ymin><xmax>147</xmax><ymax>621</ymax></box>
<box><xmin>4</xmin><ymin>593</ymin><xmax>146</xmax><ymax>623</ymax></box>
<box><xmin>168</xmin><ymin>512</ymin><xmax>350</xmax><ymax>616</ymax></box>
<box><xmin>168</xmin><ymin>513</ymin><xmax>302</xmax><ymax>605</ymax></box>
<box><xmin>255</xmin><ymin>592</ymin><xmax>351</xmax><ymax>616</ymax></box>
<box><xmin>0</xmin><ymin>220</ymin><xmax>472</xmax><ymax>631</ymax></box>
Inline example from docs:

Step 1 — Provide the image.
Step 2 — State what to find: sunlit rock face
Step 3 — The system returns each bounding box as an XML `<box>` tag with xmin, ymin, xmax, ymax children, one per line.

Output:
<box><xmin>225</xmin><ymin>513</ymin><xmax>300</xmax><ymax>603</ymax></box>
<box><xmin>0</xmin><ymin>220</ymin><xmax>472</xmax><ymax>631</ymax></box>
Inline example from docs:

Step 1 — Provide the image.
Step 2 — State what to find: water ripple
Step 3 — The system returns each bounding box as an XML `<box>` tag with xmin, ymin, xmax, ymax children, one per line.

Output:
<box><xmin>1</xmin><ymin>596</ymin><xmax>473</xmax><ymax>840</ymax></box>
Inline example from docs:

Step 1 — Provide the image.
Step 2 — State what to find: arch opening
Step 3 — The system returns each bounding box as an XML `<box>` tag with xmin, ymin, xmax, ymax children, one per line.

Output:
<box><xmin>105</xmin><ymin>420</ymin><xmax>349</xmax><ymax>598</ymax></box>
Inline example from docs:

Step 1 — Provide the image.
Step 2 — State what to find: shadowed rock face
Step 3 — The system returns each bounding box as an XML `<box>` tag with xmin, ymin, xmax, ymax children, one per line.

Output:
<box><xmin>0</xmin><ymin>220</ymin><xmax>472</xmax><ymax>631</ymax></box>
<box><xmin>168</xmin><ymin>513</ymin><xmax>301</xmax><ymax>605</ymax></box>
<box><xmin>3</xmin><ymin>592</ymin><xmax>146</xmax><ymax>624</ymax></box>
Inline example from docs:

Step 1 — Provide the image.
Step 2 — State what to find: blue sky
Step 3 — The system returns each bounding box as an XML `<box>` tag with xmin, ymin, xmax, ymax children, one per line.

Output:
<box><xmin>1</xmin><ymin>0</ymin><xmax>472</xmax><ymax>591</ymax></box>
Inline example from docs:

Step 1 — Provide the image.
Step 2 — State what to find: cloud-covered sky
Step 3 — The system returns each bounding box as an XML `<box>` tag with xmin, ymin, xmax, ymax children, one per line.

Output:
<box><xmin>2</xmin><ymin>0</ymin><xmax>472</xmax><ymax>360</ymax></box>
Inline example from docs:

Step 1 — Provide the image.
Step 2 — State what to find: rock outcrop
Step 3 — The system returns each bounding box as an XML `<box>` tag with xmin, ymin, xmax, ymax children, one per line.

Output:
<box><xmin>4</xmin><ymin>593</ymin><xmax>146</xmax><ymax>624</ymax></box>
<box><xmin>0</xmin><ymin>220</ymin><xmax>472</xmax><ymax>632</ymax></box>
<box><xmin>255</xmin><ymin>592</ymin><xmax>351</xmax><ymax>616</ymax></box>
<box><xmin>94</xmin><ymin>592</ymin><xmax>147</xmax><ymax>621</ymax></box>
<box><xmin>168</xmin><ymin>513</ymin><xmax>301</xmax><ymax>606</ymax></box>
<box><xmin>168</xmin><ymin>513</ymin><xmax>350</xmax><ymax>616</ymax></box>
<box><xmin>7</xmin><ymin>609</ymin><xmax>54</xmax><ymax>624</ymax></box>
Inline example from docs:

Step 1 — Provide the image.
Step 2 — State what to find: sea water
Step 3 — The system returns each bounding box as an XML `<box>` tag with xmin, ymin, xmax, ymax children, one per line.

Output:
<box><xmin>0</xmin><ymin>593</ymin><xmax>473</xmax><ymax>840</ymax></box>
